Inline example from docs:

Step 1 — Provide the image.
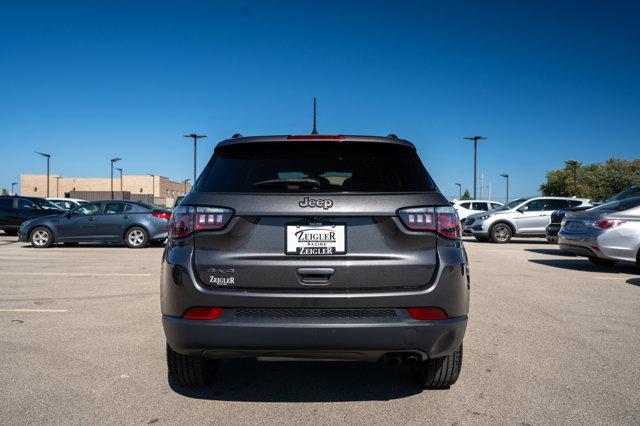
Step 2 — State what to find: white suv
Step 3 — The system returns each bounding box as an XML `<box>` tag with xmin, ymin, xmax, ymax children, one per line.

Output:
<box><xmin>452</xmin><ymin>200</ymin><xmax>503</xmax><ymax>221</ymax></box>
<box><xmin>463</xmin><ymin>197</ymin><xmax>591</xmax><ymax>243</ymax></box>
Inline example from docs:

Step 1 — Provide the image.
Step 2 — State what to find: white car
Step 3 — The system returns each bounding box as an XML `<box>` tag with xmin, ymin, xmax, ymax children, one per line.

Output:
<box><xmin>46</xmin><ymin>198</ymin><xmax>88</xmax><ymax>210</ymax></box>
<box><xmin>452</xmin><ymin>199</ymin><xmax>503</xmax><ymax>221</ymax></box>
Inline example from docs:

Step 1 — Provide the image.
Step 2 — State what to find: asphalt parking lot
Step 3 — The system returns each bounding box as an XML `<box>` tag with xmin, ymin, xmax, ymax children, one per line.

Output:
<box><xmin>0</xmin><ymin>235</ymin><xmax>638</xmax><ymax>425</ymax></box>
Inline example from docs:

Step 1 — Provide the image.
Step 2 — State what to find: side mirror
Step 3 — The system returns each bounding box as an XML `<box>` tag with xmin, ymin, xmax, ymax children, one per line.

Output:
<box><xmin>517</xmin><ymin>207</ymin><xmax>525</xmax><ymax>213</ymax></box>
<box><xmin>64</xmin><ymin>209</ymin><xmax>71</xmax><ymax>216</ymax></box>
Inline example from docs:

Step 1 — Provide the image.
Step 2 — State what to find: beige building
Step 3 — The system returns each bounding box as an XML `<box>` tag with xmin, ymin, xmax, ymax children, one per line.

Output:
<box><xmin>20</xmin><ymin>174</ymin><xmax>192</xmax><ymax>207</ymax></box>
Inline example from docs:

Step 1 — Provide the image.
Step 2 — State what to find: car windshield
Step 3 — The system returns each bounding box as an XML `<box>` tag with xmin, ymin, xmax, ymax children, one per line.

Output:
<box><xmin>590</xmin><ymin>196</ymin><xmax>640</xmax><ymax>212</ymax></box>
<box><xmin>491</xmin><ymin>198</ymin><xmax>527</xmax><ymax>212</ymax></box>
<box><xmin>199</xmin><ymin>142</ymin><xmax>437</xmax><ymax>193</ymax></box>
<box><xmin>31</xmin><ymin>198</ymin><xmax>64</xmax><ymax>211</ymax></box>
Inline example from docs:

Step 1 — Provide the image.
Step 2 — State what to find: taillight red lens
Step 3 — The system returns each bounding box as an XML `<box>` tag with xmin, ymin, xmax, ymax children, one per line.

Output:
<box><xmin>169</xmin><ymin>206</ymin><xmax>233</xmax><ymax>238</ymax></box>
<box><xmin>398</xmin><ymin>206</ymin><xmax>461</xmax><ymax>238</ymax></box>
<box><xmin>593</xmin><ymin>219</ymin><xmax>625</xmax><ymax>229</ymax></box>
<box><xmin>407</xmin><ymin>307</ymin><xmax>448</xmax><ymax>320</ymax></box>
<box><xmin>152</xmin><ymin>212</ymin><xmax>172</xmax><ymax>220</ymax></box>
<box><xmin>182</xmin><ymin>307</ymin><xmax>224</xmax><ymax>320</ymax></box>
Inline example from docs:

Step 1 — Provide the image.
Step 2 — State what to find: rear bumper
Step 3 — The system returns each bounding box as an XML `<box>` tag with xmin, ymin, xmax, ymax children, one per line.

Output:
<box><xmin>163</xmin><ymin>311</ymin><xmax>467</xmax><ymax>360</ymax></box>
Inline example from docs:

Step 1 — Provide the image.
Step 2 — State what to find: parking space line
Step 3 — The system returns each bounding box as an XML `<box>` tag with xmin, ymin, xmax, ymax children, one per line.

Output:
<box><xmin>0</xmin><ymin>272</ymin><xmax>152</xmax><ymax>276</ymax></box>
<box><xmin>0</xmin><ymin>309</ymin><xmax>68</xmax><ymax>313</ymax></box>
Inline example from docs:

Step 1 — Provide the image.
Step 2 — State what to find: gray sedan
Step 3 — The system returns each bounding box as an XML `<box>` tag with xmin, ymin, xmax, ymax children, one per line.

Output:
<box><xmin>558</xmin><ymin>196</ymin><xmax>640</xmax><ymax>267</ymax></box>
<box><xmin>18</xmin><ymin>200</ymin><xmax>171</xmax><ymax>248</ymax></box>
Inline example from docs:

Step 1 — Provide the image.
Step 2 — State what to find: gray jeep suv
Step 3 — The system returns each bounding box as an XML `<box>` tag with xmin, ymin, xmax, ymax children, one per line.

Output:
<box><xmin>161</xmin><ymin>134</ymin><xmax>470</xmax><ymax>388</ymax></box>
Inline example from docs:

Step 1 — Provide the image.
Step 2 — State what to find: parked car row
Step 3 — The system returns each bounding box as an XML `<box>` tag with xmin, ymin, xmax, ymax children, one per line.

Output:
<box><xmin>462</xmin><ymin>197</ymin><xmax>591</xmax><ymax>243</ymax></box>
<box><xmin>0</xmin><ymin>195</ymin><xmax>171</xmax><ymax>248</ymax></box>
<box><xmin>456</xmin><ymin>188</ymin><xmax>640</xmax><ymax>269</ymax></box>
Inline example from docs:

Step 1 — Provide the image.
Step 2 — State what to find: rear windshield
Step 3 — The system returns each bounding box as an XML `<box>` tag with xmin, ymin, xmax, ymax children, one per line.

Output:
<box><xmin>198</xmin><ymin>143</ymin><xmax>437</xmax><ymax>193</ymax></box>
<box><xmin>591</xmin><ymin>196</ymin><xmax>640</xmax><ymax>212</ymax></box>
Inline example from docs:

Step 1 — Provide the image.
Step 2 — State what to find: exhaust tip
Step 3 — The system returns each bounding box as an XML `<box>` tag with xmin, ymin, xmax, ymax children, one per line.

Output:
<box><xmin>384</xmin><ymin>353</ymin><xmax>402</xmax><ymax>366</ymax></box>
<box><xmin>403</xmin><ymin>354</ymin><xmax>419</xmax><ymax>366</ymax></box>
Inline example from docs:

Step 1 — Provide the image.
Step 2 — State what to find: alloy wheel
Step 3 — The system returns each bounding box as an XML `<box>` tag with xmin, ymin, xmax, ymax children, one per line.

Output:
<box><xmin>32</xmin><ymin>230</ymin><xmax>49</xmax><ymax>246</ymax></box>
<box><xmin>128</xmin><ymin>229</ymin><xmax>145</xmax><ymax>246</ymax></box>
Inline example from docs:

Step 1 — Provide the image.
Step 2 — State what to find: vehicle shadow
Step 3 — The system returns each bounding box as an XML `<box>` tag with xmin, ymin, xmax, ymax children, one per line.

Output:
<box><xmin>463</xmin><ymin>238</ymin><xmax>549</xmax><ymax>245</ymax></box>
<box><xmin>529</xmin><ymin>258</ymin><xmax>638</xmax><ymax>274</ymax></box>
<box><xmin>524</xmin><ymin>248</ymin><xmax>576</xmax><ymax>257</ymax></box>
<box><xmin>627</xmin><ymin>278</ymin><xmax>640</xmax><ymax>286</ymax></box>
<box><xmin>169</xmin><ymin>359</ymin><xmax>424</xmax><ymax>402</ymax></box>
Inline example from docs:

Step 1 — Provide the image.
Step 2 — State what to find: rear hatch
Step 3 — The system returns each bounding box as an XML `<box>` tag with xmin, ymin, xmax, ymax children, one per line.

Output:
<box><xmin>188</xmin><ymin>139</ymin><xmax>449</xmax><ymax>291</ymax></box>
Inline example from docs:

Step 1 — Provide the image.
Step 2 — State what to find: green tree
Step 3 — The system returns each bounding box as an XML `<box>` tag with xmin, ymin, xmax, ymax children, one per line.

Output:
<box><xmin>1</xmin><ymin>188</ymin><xmax>8</xmax><ymax>196</ymax></box>
<box><xmin>461</xmin><ymin>189</ymin><xmax>472</xmax><ymax>200</ymax></box>
<box><xmin>540</xmin><ymin>157</ymin><xmax>640</xmax><ymax>201</ymax></box>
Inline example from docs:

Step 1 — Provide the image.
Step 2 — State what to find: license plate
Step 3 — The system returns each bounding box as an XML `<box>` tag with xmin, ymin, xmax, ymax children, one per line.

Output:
<box><xmin>565</xmin><ymin>221</ymin><xmax>582</xmax><ymax>231</ymax></box>
<box><xmin>286</xmin><ymin>224</ymin><xmax>346</xmax><ymax>255</ymax></box>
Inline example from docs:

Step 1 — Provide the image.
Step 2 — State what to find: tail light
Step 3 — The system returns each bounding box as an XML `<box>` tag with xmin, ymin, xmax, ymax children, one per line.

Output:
<box><xmin>397</xmin><ymin>206</ymin><xmax>461</xmax><ymax>238</ymax></box>
<box><xmin>152</xmin><ymin>212</ymin><xmax>172</xmax><ymax>220</ymax></box>
<box><xmin>182</xmin><ymin>307</ymin><xmax>224</xmax><ymax>320</ymax></box>
<box><xmin>407</xmin><ymin>307</ymin><xmax>448</xmax><ymax>320</ymax></box>
<box><xmin>169</xmin><ymin>205</ymin><xmax>233</xmax><ymax>238</ymax></box>
<box><xmin>593</xmin><ymin>219</ymin><xmax>626</xmax><ymax>229</ymax></box>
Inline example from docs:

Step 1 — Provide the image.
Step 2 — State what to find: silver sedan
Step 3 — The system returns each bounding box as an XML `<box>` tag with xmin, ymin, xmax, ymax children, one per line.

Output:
<box><xmin>558</xmin><ymin>196</ymin><xmax>640</xmax><ymax>267</ymax></box>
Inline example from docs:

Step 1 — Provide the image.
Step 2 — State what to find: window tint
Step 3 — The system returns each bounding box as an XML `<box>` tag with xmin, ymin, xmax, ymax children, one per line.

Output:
<box><xmin>459</xmin><ymin>202</ymin><xmax>471</xmax><ymax>209</ymax></box>
<box><xmin>73</xmin><ymin>203</ymin><xmax>101</xmax><ymax>215</ymax></box>
<box><xmin>18</xmin><ymin>198</ymin><xmax>36</xmax><ymax>209</ymax></box>
<box><xmin>0</xmin><ymin>198</ymin><xmax>13</xmax><ymax>208</ymax></box>
<box><xmin>472</xmin><ymin>202</ymin><xmax>489</xmax><ymax>211</ymax></box>
<box><xmin>491</xmin><ymin>203</ymin><xmax>502</xmax><ymax>209</ymax></box>
<box><xmin>545</xmin><ymin>199</ymin><xmax>571</xmax><ymax>210</ymax></box>
<box><xmin>199</xmin><ymin>143</ymin><xmax>437</xmax><ymax>193</ymax></box>
<box><xmin>105</xmin><ymin>203</ymin><xmax>126</xmax><ymax>215</ymax></box>
<box><xmin>522</xmin><ymin>200</ymin><xmax>546</xmax><ymax>211</ymax></box>
<box><xmin>567</xmin><ymin>200</ymin><xmax>583</xmax><ymax>207</ymax></box>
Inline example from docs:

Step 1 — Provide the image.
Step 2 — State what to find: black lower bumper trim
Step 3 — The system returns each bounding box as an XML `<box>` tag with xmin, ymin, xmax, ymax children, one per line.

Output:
<box><xmin>163</xmin><ymin>314</ymin><xmax>467</xmax><ymax>360</ymax></box>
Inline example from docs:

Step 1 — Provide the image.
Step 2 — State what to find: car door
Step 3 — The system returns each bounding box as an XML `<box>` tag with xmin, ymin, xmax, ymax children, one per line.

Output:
<box><xmin>57</xmin><ymin>202</ymin><xmax>101</xmax><ymax>241</ymax></box>
<box><xmin>513</xmin><ymin>199</ymin><xmax>548</xmax><ymax>234</ymax></box>
<box><xmin>98</xmin><ymin>202</ymin><xmax>134</xmax><ymax>241</ymax></box>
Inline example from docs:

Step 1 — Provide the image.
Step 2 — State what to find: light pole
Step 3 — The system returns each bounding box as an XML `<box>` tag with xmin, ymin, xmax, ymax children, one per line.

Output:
<box><xmin>183</xmin><ymin>133</ymin><xmax>207</xmax><ymax>183</ymax></box>
<box><xmin>184</xmin><ymin>178</ymin><xmax>191</xmax><ymax>194</ymax></box>
<box><xmin>500</xmin><ymin>173</ymin><xmax>509</xmax><ymax>203</ymax></box>
<box><xmin>11</xmin><ymin>182</ymin><xmax>18</xmax><ymax>195</ymax></box>
<box><xmin>35</xmin><ymin>152</ymin><xmax>51</xmax><ymax>197</ymax></box>
<box><xmin>115</xmin><ymin>167</ymin><xmax>123</xmax><ymax>194</ymax></box>
<box><xmin>463</xmin><ymin>136</ymin><xmax>486</xmax><ymax>199</ymax></box>
<box><xmin>110</xmin><ymin>157</ymin><xmax>121</xmax><ymax>200</ymax></box>
<box><xmin>455</xmin><ymin>183</ymin><xmax>462</xmax><ymax>199</ymax></box>
<box><xmin>565</xmin><ymin>160</ymin><xmax>579</xmax><ymax>195</ymax></box>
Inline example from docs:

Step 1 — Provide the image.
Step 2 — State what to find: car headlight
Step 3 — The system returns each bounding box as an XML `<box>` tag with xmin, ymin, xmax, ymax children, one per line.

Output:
<box><xmin>478</xmin><ymin>215</ymin><xmax>492</xmax><ymax>221</ymax></box>
<box><xmin>21</xmin><ymin>220</ymin><xmax>32</xmax><ymax>228</ymax></box>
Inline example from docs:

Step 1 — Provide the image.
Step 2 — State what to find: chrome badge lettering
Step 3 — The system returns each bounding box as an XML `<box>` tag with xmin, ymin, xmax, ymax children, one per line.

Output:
<box><xmin>298</xmin><ymin>197</ymin><xmax>334</xmax><ymax>210</ymax></box>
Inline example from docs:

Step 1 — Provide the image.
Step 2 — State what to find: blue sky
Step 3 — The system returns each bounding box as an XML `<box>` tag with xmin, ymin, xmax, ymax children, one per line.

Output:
<box><xmin>1</xmin><ymin>0</ymin><xmax>639</xmax><ymax>201</ymax></box>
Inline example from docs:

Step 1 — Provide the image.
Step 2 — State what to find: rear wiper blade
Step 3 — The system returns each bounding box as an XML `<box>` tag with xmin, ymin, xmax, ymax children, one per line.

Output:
<box><xmin>252</xmin><ymin>178</ymin><xmax>321</xmax><ymax>189</ymax></box>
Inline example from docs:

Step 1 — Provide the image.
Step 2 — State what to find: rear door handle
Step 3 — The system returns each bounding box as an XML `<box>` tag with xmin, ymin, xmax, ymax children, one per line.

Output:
<box><xmin>296</xmin><ymin>267</ymin><xmax>335</xmax><ymax>285</ymax></box>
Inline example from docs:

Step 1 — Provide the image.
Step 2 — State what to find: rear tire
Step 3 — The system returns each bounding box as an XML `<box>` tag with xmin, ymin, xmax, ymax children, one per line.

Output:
<box><xmin>30</xmin><ymin>227</ymin><xmax>53</xmax><ymax>248</ymax></box>
<box><xmin>490</xmin><ymin>223</ymin><xmax>512</xmax><ymax>244</ymax></box>
<box><xmin>588</xmin><ymin>256</ymin><xmax>619</xmax><ymax>267</ymax></box>
<box><xmin>412</xmin><ymin>344</ymin><xmax>463</xmax><ymax>389</ymax></box>
<box><xmin>124</xmin><ymin>227</ymin><xmax>148</xmax><ymax>248</ymax></box>
<box><xmin>166</xmin><ymin>344</ymin><xmax>219</xmax><ymax>387</ymax></box>
<box><xmin>474</xmin><ymin>235</ymin><xmax>490</xmax><ymax>242</ymax></box>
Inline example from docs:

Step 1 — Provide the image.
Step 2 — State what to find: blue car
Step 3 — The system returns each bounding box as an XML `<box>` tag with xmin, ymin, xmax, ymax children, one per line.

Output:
<box><xmin>18</xmin><ymin>200</ymin><xmax>171</xmax><ymax>248</ymax></box>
